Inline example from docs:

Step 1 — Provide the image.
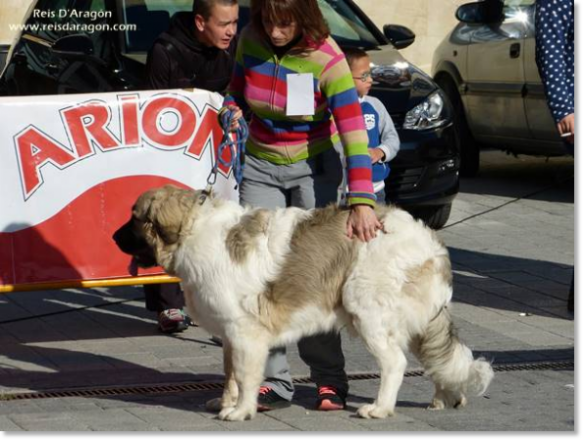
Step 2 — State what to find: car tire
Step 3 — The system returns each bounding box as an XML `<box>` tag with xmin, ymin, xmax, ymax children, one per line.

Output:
<box><xmin>413</xmin><ymin>203</ymin><xmax>452</xmax><ymax>230</ymax></box>
<box><xmin>437</xmin><ymin>76</ymin><xmax>480</xmax><ymax>177</ymax></box>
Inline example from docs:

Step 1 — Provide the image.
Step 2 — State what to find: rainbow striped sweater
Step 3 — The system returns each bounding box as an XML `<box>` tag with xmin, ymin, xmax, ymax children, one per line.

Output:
<box><xmin>225</xmin><ymin>26</ymin><xmax>375</xmax><ymax>207</ymax></box>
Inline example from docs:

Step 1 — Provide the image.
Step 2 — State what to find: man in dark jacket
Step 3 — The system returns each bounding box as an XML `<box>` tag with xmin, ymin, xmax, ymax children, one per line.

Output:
<box><xmin>143</xmin><ymin>0</ymin><xmax>239</xmax><ymax>333</ymax></box>
<box><xmin>535</xmin><ymin>0</ymin><xmax>574</xmax><ymax>313</ymax></box>
<box><xmin>146</xmin><ymin>0</ymin><xmax>238</xmax><ymax>91</ymax></box>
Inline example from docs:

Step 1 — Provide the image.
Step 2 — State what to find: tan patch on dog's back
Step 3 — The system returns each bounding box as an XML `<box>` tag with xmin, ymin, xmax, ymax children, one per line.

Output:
<box><xmin>226</xmin><ymin>209</ymin><xmax>271</xmax><ymax>263</ymax></box>
<box><xmin>257</xmin><ymin>205</ymin><xmax>360</xmax><ymax>332</ymax></box>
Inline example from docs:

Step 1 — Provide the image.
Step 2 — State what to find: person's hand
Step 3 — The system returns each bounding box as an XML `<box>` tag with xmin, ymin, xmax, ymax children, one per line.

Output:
<box><xmin>557</xmin><ymin>113</ymin><xmax>574</xmax><ymax>144</ymax></box>
<box><xmin>220</xmin><ymin>105</ymin><xmax>243</xmax><ymax>131</ymax></box>
<box><xmin>368</xmin><ymin>148</ymin><xmax>385</xmax><ymax>163</ymax></box>
<box><xmin>346</xmin><ymin>204</ymin><xmax>383</xmax><ymax>242</ymax></box>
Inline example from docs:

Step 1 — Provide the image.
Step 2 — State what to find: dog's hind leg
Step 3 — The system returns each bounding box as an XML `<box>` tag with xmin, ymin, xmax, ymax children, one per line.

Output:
<box><xmin>205</xmin><ymin>341</ymin><xmax>239</xmax><ymax>413</ymax></box>
<box><xmin>218</xmin><ymin>331</ymin><xmax>270</xmax><ymax>422</ymax></box>
<box><xmin>355</xmin><ymin>322</ymin><xmax>407</xmax><ymax>419</ymax></box>
<box><xmin>412</xmin><ymin>307</ymin><xmax>494</xmax><ymax>410</ymax></box>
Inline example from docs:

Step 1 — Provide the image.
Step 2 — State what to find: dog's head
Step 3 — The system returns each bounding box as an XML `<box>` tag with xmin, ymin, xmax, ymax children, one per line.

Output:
<box><xmin>112</xmin><ymin>185</ymin><xmax>203</xmax><ymax>274</ymax></box>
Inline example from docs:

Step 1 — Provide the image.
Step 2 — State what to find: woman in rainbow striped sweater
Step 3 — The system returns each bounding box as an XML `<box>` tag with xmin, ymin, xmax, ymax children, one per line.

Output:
<box><xmin>221</xmin><ymin>0</ymin><xmax>382</xmax><ymax>412</ymax></box>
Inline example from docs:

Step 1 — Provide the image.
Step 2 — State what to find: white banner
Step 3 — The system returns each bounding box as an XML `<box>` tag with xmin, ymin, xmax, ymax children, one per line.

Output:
<box><xmin>0</xmin><ymin>89</ymin><xmax>238</xmax><ymax>233</ymax></box>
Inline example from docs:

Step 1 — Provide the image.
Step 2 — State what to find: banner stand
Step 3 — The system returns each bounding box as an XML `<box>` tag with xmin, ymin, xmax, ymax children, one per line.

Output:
<box><xmin>0</xmin><ymin>275</ymin><xmax>181</xmax><ymax>294</ymax></box>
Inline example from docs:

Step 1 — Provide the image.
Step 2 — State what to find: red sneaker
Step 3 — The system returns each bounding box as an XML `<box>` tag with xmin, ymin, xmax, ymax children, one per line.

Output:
<box><xmin>316</xmin><ymin>386</ymin><xmax>346</xmax><ymax>411</ymax></box>
<box><xmin>257</xmin><ymin>386</ymin><xmax>292</xmax><ymax>412</ymax></box>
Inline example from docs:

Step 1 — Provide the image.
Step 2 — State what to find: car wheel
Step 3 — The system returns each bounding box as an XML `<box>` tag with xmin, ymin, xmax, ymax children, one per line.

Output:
<box><xmin>413</xmin><ymin>204</ymin><xmax>452</xmax><ymax>230</ymax></box>
<box><xmin>437</xmin><ymin>76</ymin><xmax>480</xmax><ymax>177</ymax></box>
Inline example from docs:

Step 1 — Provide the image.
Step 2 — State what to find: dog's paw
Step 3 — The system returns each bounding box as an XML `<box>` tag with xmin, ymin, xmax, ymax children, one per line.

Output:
<box><xmin>427</xmin><ymin>398</ymin><xmax>445</xmax><ymax>410</ymax></box>
<box><xmin>454</xmin><ymin>396</ymin><xmax>467</xmax><ymax>409</ymax></box>
<box><xmin>357</xmin><ymin>403</ymin><xmax>393</xmax><ymax>419</ymax></box>
<box><xmin>218</xmin><ymin>405</ymin><xmax>256</xmax><ymax>421</ymax></box>
<box><xmin>205</xmin><ymin>397</ymin><xmax>223</xmax><ymax>412</ymax></box>
<box><xmin>218</xmin><ymin>406</ymin><xmax>236</xmax><ymax>420</ymax></box>
<box><xmin>206</xmin><ymin>395</ymin><xmax>238</xmax><ymax>413</ymax></box>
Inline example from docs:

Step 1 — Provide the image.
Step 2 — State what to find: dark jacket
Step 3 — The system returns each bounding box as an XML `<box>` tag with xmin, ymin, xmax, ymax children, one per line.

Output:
<box><xmin>145</xmin><ymin>12</ymin><xmax>237</xmax><ymax>93</ymax></box>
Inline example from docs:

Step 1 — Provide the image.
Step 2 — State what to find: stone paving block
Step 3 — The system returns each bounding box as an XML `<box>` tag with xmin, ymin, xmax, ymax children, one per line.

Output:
<box><xmin>0</xmin><ymin>401</ymin><xmax>45</xmax><ymax>416</ymax></box>
<box><xmin>502</xmin><ymin>331</ymin><xmax>572</xmax><ymax>347</ymax></box>
<box><xmin>73</xmin><ymin>408</ymin><xmax>160</xmax><ymax>431</ymax></box>
<box><xmin>8</xmin><ymin>412</ymin><xmax>91</xmax><ymax>431</ymax></box>
<box><xmin>105</xmin><ymin>352</ymin><xmax>173</xmax><ymax>369</ymax></box>
<box><xmin>215</xmin><ymin>414</ymin><xmax>298</xmax><ymax>431</ymax></box>
<box><xmin>90</xmin><ymin>396</ymin><xmax>154</xmax><ymax>410</ymax></box>
<box><xmin>126</xmin><ymin>406</ymin><xmax>230</xmax><ymax>431</ymax></box>
<box><xmin>268</xmin><ymin>415</ymin><xmax>367</xmax><ymax>431</ymax></box>
<box><xmin>79</xmin><ymin>339</ymin><xmax>146</xmax><ymax>356</ymax></box>
<box><xmin>0</xmin><ymin>415</ymin><xmax>23</xmax><ymax>431</ymax></box>
<box><xmin>38</xmin><ymin>400</ymin><xmax>104</xmax><ymax>415</ymax></box>
<box><xmin>41</xmin><ymin>312</ymin><xmax>120</xmax><ymax>341</ymax></box>
<box><xmin>1</xmin><ymin>319</ymin><xmax>69</xmax><ymax>345</ymax></box>
<box><xmin>0</xmin><ymin>299</ymin><xmax>33</xmax><ymax>324</ymax></box>
<box><xmin>352</xmin><ymin>418</ymin><xmax>439</xmax><ymax>432</ymax></box>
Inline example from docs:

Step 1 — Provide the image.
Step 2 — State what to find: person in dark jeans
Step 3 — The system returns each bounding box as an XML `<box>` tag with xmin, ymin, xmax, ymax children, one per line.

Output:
<box><xmin>219</xmin><ymin>0</ymin><xmax>381</xmax><ymax>412</ymax></box>
<box><xmin>143</xmin><ymin>0</ymin><xmax>239</xmax><ymax>332</ymax></box>
<box><xmin>535</xmin><ymin>0</ymin><xmax>574</xmax><ymax>313</ymax></box>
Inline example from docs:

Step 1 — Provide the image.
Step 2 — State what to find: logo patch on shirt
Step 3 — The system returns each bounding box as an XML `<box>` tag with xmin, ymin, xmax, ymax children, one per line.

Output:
<box><xmin>364</xmin><ymin>113</ymin><xmax>376</xmax><ymax>131</ymax></box>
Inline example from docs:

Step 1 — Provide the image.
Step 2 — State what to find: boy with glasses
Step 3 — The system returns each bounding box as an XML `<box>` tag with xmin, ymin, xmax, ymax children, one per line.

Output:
<box><xmin>345</xmin><ymin>48</ymin><xmax>400</xmax><ymax>203</ymax></box>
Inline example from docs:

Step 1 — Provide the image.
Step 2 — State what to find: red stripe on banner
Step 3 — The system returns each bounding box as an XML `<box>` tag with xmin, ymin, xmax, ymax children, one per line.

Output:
<box><xmin>0</xmin><ymin>176</ymin><xmax>190</xmax><ymax>286</ymax></box>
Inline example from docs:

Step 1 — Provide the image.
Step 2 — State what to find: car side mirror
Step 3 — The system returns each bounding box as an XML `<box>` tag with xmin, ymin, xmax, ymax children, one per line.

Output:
<box><xmin>383</xmin><ymin>24</ymin><xmax>415</xmax><ymax>50</ymax></box>
<box><xmin>456</xmin><ymin>1</ymin><xmax>504</xmax><ymax>24</ymax></box>
<box><xmin>52</xmin><ymin>34</ymin><xmax>94</xmax><ymax>57</ymax></box>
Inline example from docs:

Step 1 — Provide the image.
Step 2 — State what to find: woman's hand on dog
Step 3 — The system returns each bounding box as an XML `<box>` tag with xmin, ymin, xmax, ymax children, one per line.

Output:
<box><xmin>346</xmin><ymin>204</ymin><xmax>383</xmax><ymax>242</ymax></box>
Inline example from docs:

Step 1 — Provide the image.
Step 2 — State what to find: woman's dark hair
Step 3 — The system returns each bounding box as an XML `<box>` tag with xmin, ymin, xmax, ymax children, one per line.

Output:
<box><xmin>192</xmin><ymin>0</ymin><xmax>238</xmax><ymax>20</ymax></box>
<box><xmin>251</xmin><ymin>0</ymin><xmax>330</xmax><ymax>47</ymax></box>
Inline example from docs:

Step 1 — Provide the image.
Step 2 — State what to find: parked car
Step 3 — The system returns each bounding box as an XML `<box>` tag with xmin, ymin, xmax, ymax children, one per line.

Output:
<box><xmin>0</xmin><ymin>44</ymin><xmax>9</xmax><ymax>74</ymax></box>
<box><xmin>0</xmin><ymin>0</ymin><xmax>459</xmax><ymax>229</ymax></box>
<box><xmin>432</xmin><ymin>0</ymin><xmax>569</xmax><ymax>177</ymax></box>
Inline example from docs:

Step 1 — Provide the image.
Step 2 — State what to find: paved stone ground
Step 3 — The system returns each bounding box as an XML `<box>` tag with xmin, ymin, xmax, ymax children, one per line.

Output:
<box><xmin>0</xmin><ymin>151</ymin><xmax>575</xmax><ymax>432</ymax></box>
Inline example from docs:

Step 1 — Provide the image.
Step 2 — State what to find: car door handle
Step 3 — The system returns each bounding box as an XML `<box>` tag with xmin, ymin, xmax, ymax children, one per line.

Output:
<box><xmin>510</xmin><ymin>43</ymin><xmax>521</xmax><ymax>59</ymax></box>
<box><xmin>45</xmin><ymin>62</ymin><xmax>60</xmax><ymax>75</ymax></box>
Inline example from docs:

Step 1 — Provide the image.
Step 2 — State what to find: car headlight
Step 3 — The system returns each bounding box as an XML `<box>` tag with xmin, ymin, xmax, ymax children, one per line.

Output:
<box><xmin>403</xmin><ymin>91</ymin><xmax>447</xmax><ymax>130</ymax></box>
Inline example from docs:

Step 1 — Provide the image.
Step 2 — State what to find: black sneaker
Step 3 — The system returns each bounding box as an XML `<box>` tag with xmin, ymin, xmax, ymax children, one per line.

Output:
<box><xmin>316</xmin><ymin>386</ymin><xmax>346</xmax><ymax>411</ymax></box>
<box><xmin>257</xmin><ymin>386</ymin><xmax>291</xmax><ymax>412</ymax></box>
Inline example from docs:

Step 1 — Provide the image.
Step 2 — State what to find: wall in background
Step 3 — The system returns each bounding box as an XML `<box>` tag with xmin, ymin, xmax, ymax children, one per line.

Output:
<box><xmin>355</xmin><ymin>0</ymin><xmax>470</xmax><ymax>73</ymax></box>
<box><xmin>0</xmin><ymin>0</ymin><xmax>35</xmax><ymax>45</ymax></box>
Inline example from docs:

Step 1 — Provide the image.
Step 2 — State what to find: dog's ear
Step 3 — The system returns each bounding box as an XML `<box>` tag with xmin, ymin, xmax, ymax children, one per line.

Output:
<box><xmin>146</xmin><ymin>186</ymin><xmax>198</xmax><ymax>245</ymax></box>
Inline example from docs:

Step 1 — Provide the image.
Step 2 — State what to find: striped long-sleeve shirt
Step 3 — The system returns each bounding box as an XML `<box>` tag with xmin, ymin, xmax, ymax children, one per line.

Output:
<box><xmin>535</xmin><ymin>0</ymin><xmax>574</xmax><ymax>124</ymax></box>
<box><xmin>225</xmin><ymin>26</ymin><xmax>375</xmax><ymax>207</ymax></box>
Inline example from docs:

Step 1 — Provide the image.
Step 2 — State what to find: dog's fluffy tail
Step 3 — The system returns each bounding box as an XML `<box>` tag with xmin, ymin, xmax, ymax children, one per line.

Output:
<box><xmin>413</xmin><ymin>306</ymin><xmax>494</xmax><ymax>409</ymax></box>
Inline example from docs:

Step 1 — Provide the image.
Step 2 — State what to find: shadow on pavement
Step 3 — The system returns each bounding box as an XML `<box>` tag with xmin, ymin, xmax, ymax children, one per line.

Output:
<box><xmin>450</xmin><ymin>248</ymin><xmax>573</xmax><ymax>320</ymax></box>
<box><xmin>459</xmin><ymin>151</ymin><xmax>574</xmax><ymax>203</ymax></box>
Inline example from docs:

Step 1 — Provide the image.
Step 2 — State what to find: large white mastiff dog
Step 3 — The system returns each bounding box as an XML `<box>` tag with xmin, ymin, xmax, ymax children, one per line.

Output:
<box><xmin>113</xmin><ymin>185</ymin><xmax>493</xmax><ymax>421</ymax></box>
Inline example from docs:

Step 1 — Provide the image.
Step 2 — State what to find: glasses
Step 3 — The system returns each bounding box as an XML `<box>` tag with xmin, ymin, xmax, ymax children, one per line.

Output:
<box><xmin>352</xmin><ymin>72</ymin><xmax>372</xmax><ymax>82</ymax></box>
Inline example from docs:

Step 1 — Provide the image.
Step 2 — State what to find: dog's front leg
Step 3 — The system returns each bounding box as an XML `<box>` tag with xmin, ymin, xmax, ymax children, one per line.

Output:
<box><xmin>218</xmin><ymin>334</ymin><xmax>269</xmax><ymax>422</ymax></box>
<box><xmin>205</xmin><ymin>340</ymin><xmax>239</xmax><ymax>412</ymax></box>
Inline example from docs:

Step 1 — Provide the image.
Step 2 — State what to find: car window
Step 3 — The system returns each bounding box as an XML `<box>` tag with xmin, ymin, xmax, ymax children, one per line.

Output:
<box><xmin>317</xmin><ymin>0</ymin><xmax>379</xmax><ymax>47</ymax></box>
<box><xmin>504</xmin><ymin>0</ymin><xmax>535</xmax><ymax>6</ymax></box>
<box><xmin>121</xmin><ymin>0</ymin><xmax>382</xmax><ymax>54</ymax></box>
<box><xmin>121</xmin><ymin>0</ymin><xmax>192</xmax><ymax>52</ymax></box>
<box><xmin>89</xmin><ymin>0</ymin><xmax>106</xmax><ymax>11</ymax></box>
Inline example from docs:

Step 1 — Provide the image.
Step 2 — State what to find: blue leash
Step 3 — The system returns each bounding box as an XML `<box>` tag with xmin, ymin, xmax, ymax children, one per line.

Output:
<box><xmin>204</xmin><ymin>109</ymin><xmax>248</xmax><ymax>195</ymax></box>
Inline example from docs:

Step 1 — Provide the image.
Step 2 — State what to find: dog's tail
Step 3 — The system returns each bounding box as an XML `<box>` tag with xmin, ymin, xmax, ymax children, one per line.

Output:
<box><xmin>412</xmin><ymin>306</ymin><xmax>494</xmax><ymax>409</ymax></box>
